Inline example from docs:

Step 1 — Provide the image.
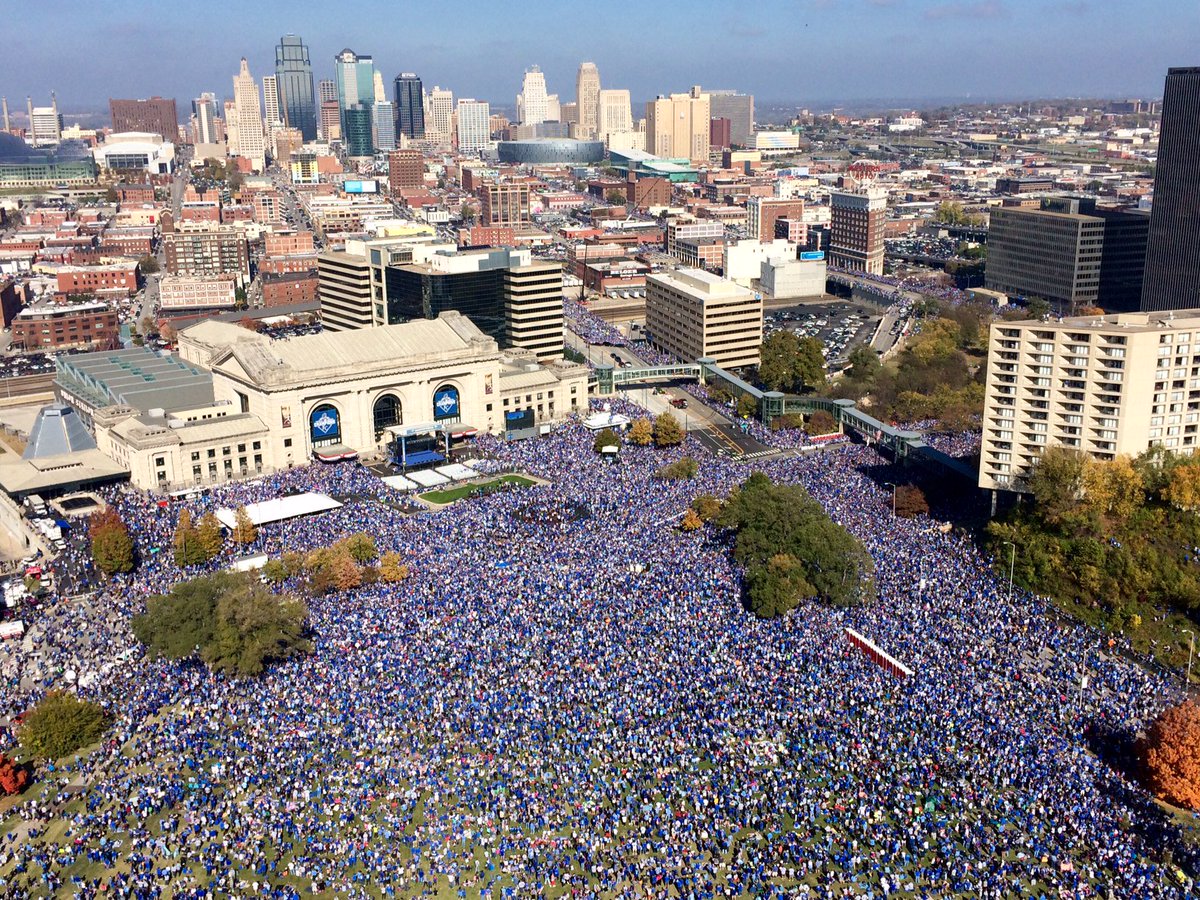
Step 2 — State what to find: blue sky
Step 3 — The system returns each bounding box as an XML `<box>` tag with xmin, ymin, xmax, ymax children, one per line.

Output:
<box><xmin>3</xmin><ymin>0</ymin><xmax>1194</xmax><ymax>114</ymax></box>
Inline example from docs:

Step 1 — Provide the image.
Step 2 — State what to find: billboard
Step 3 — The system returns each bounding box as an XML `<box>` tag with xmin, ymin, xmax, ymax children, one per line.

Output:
<box><xmin>309</xmin><ymin>404</ymin><xmax>341</xmax><ymax>442</ymax></box>
<box><xmin>800</xmin><ymin>251</ymin><xmax>826</xmax><ymax>261</ymax></box>
<box><xmin>343</xmin><ymin>179</ymin><xmax>378</xmax><ymax>194</ymax></box>
<box><xmin>433</xmin><ymin>385</ymin><xmax>460</xmax><ymax>420</ymax></box>
<box><xmin>505</xmin><ymin>408</ymin><xmax>534</xmax><ymax>430</ymax></box>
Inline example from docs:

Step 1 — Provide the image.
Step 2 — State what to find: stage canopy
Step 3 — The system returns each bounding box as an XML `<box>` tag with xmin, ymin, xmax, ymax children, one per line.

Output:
<box><xmin>215</xmin><ymin>492</ymin><xmax>343</xmax><ymax>529</ymax></box>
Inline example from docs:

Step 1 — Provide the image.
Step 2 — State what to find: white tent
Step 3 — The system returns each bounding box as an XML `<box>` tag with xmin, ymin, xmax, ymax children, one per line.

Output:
<box><xmin>215</xmin><ymin>493</ymin><xmax>343</xmax><ymax>529</ymax></box>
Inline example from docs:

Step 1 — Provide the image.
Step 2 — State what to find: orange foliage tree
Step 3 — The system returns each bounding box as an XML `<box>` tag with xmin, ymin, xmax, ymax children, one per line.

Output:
<box><xmin>1142</xmin><ymin>700</ymin><xmax>1200</xmax><ymax>810</ymax></box>
<box><xmin>0</xmin><ymin>754</ymin><xmax>29</xmax><ymax>795</ymax></box>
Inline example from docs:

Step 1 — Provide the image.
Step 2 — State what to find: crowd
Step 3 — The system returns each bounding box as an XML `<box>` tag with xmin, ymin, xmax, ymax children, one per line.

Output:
<box><xmin>0</xmin><ymin>400</ymin><xmax>1196</xmax><ymax>898</ymax></box>
<box><xmin>562</xmin><ymin>299</ymin><xmax>628</xmax><ymax>348</ymax></box>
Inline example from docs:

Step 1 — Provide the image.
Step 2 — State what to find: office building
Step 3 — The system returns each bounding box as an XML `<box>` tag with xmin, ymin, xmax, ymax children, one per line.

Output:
<box><xmin>109</xmin><ymin>96</ymin><xmax>178</xmax><ymax>142</ymax></box>
<box><xmin>425</xmin><ymin>86</ymin><xmax>454</xmax><ymax>145</ymax></box>
<box><xmin>231</xmin><ymin>58</ymin><xmax>266</xmax><ymax>171</ymax></box>
<box><xmin>262</xmin><ymin>76</ymin><xmax>282</xmax><ymax>128</ymax></box>
<box><xmin>987</xmin><ymin>197</ymin><xmax>1149</xmax><ymax>312</ymax></box>
<box><xmin>275</xmin><ymin>34</ymin><xmax>317</xmax><ymax>140</ymax></box>
<box><xmin>334</xmin><ymin>48</ymin><xmax>376</xmax><ymax>155</ymax></box>
<box><xmin>760</xmin><ymin>253</ymin><xmax>826</xmax><ymax>300</ymax></box>
<box><xmin>318</xmin><ymin>79</ymin><xmax>337</xmax><ymax>105</ymax></box>
<box><xmin>456</xmin><ymin>99</ymin><xmax>491</xmax><ymax>153</ymax></box>
<box><xmin>342</xmin><ymin>105</ymin><xmax>374</xmax><ymax>158</ymax></box>
<box><xmin>979</xmin><ymin>309</ymin><xmax>1200</xmax><ymax>492</ymax></box>
<box><xmin>710</xmin><ymin>117</ymin><xmax>731</xmax><ymax>150</ymax></box>
<box><xmin>516</xmin><ymin>66</ymin><xmax>549</xmax><ymax>125</ymax></box>
<box><xmin>261</xmin><ymin>270</ymin><xmax>319</xmax><ymax>307</ymax></box>
<box><xmin>393</xmin><ymin>73</ymin><xmax>425</xmax><ymax>139</ymax></box>
<box><xmin>646</xmin><ymin>267</ymin><xmax>762</xmax><ymax>368</ymax></box>
<box><xmin>373</xmin><ymin>100</ymin><xmax>396</xmax><ymax>151</ymax></box>
<box><xmin>158</xmin><ymin>274</ymin><xmax>238</xmax><ymax>310</ymax></box>
<box><xmin>163</xmin><ymin>227</ymin><xmax>251</xmax><ymax>284</ymax></box>
<box><xmin>319</xmin><ymin>101</ymin><xmax>341</xmax><ymax>142</ymax></box>
<box><xmin>596</xmin><ymin>89</ymin><xmax>632</xmax><ymax>142</ymax></box>
<box><xmin>1141</xmin><ymin>67</ymin><xmax>1200</xmax><ymax>312</ymax></box>
<box><xmin>707</xmin><ymin>90</ymin><xmax>754</xmax><ymax>147</ymax></box>
<box><xmin>480</xmin><ymin>182</ymin><xmax>532</xmax><ymax>226</ymax></box>
<box><xmin>504</xmin><ymin>262</ymin><xmax>564</xmax><ymax>359</ymax></box>
<box><xmin>575</xmin><ymin>62</ymin><xmax>600</xmax><ymax>138</ymax></box>
<box><xmin>828</xmin><ymin>189</ymin><xmax>886</xmax><ymax>275</ymax></box>
<box><xmin>12</xmin><ymin>302</ymin><xmax>119</xmax><ymax>351</ymax></box>
<box><xmin>56</xmin><ymin>264</ymin><xmax>140</xmax><ymax>298</ymax></box>
<box><xmin>389</xmin><ymin>149</ymin><xmax>424</xmax><ymax>195</ymax></box>
<box><xmin>27</xmin><ymin>95</ymin><xmax>62</xmax><ymax>146</ymax></box>
<box><xmin>665</xmin><ymin>216</ymin><xmax>723</xmax><ymax>259</ymax></box>
<box><xmin>192</xmin><ymin>93</ymin><xmax>218</xmax><ymax>144</ymax></box>
<box><xmin>748</xmin><ymin>197</ymin><xmax>804</xmax><ymax>243</ymax></box>
<box><xmin>318</xmin><ymin>251</ymin><xmax>374</xmax><ymax>330</ymax></box>
<box><xmin>646</xmin><ymin>87</ymin><xmax>710</xmax><ymax>163</ymax></box>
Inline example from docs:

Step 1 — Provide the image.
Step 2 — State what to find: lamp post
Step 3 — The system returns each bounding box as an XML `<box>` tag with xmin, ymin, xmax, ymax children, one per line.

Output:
<box><xmin>883</xmin><ymin>482</ymin><xmax>896</xmax><ymax>519</ymax></box>
<box><xmin>1002</xmin><ymin>541</ymin><xmax>1015</xmax><ymax>603</ymax></box>
<box><xmin>1184</xmin><ymin>629</ymin><xmax>1195</xmax><ymax>688</ymax></box>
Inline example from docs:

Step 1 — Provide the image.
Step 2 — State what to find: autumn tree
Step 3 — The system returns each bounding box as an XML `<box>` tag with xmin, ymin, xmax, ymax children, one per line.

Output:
<box><xmin>340</xmin><ymin>533</ymin><xmax>377</xmax><ymax>564</ymax></box>
<box><xmin>329</xmin><ymin>546</ymin><xmax>362</xmax><ymax>592</ymax></box>
<box><xmin>1027</xmin><ymin>446</ymin><xmax>1087</xmax><ymax>524</ymax></box>
<box><xmin>629</xmin><ymin>417</ymin><xmax>653</xmax><ymax>446</ymax></box>
<box><xmin>232</xmin><ymin>506</ymin><xmax>258</xmax><ymax>545</ymax></box>
<box><xmin>593</xmin><ymin>428</ymin><xmax>621</xmax><ymax>454</ymax></box>
<box><xmin>196</xmin><ymin>512</ymin><xmax>224</xmax><ymax>560</ymax></box>
<box><xmin>88</xmin><ymin>508</ymin><xmax>135</xmax><ymax>575</ymax></box>
<box><xmin>692</xmin><ymin>494</ymin><xmax>723</xmax><ymax>522</ymax></box>
<box><xmin>678</xmin><ymin>509</ymin><xmax>703</xmax><ymax>531</ymax></box>
<box><xmin>653</xmin><ymin>412</ymin><xmax>685</xmax><ymax>447</ymax></box>
<box><xmin>1082</xmin><ymin>455</ymin><xmax>1144</xmax><ymax>521</ymax></box>
<box><xmin>173</xmin><ymin>508</ymin><xmax>199</xmax><ymax>566</ymax></box>
<box><xmin>0</xmin><ymin>755</ymin><xmax>29</xmax><ymax>795</ymax></box>
<box><xmin>807</xmin><ymin>410</ymin><xmax>838</xmax><ymax>436</ymax></box>
<box><xmin>379</xmin><ymin>552</ymin><xmax>410</xmax><ymax>583</ymax></box>
<box><xmin>1142</xmin><ymin>700</ymin><xmax>1200</xmax><ymax>810</ymax></box>
<box><xmin>894</xmin><ymin>485</ymin><xmax>930</xmax><ymax>518</ymax></box>
<box><xmin>1163</xmin><ymin>461</ymin><xmax>1200</xmax><ymax>512</ymax></box>
<box><xmin>737</xmin><ymin>394</ymin><xmax>758</xmax><ymax>419</ymax></box>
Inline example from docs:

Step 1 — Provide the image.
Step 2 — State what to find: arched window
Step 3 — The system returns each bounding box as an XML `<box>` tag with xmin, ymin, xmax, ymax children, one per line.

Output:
<box><xmin>373</xmin><ymin>393</ymin><xmax>402</xmax><ymax>439</ymax></box>
<box><xmin>309</xmin><ymin>403</ymin><xmax>341</xmax><ymax>447</ymax></box>
<box><xmin>432</xmin><ymin>384</ymin><xmax>460</xmax><ymax>422</ymax></box>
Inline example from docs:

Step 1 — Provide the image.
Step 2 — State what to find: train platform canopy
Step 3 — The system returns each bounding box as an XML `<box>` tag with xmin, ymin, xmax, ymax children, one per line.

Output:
<box><xmin>214</xmin><ymin>492</ymin><xmax>342</xmax><ymax>529</ymax></box>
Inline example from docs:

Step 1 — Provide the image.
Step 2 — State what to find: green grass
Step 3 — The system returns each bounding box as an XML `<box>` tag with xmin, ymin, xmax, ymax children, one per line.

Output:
<box><xmin>419</xmin><ymin>475</ymin><xmax>535</xmax><ymax>505</ymax></box>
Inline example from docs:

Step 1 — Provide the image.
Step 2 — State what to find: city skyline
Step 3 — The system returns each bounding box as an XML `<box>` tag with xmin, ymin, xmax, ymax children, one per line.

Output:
<box><xmin>1</xmin><ymin>0</ymin><xmax>1192</xmax><ymax>115</ymax></box>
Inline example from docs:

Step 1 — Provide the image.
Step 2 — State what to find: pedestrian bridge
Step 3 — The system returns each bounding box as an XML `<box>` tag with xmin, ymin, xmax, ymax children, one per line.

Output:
<box><xmin>594</xmin><ymin>358</ymin><xmax>977</xmax><ymax>481</ymax></box>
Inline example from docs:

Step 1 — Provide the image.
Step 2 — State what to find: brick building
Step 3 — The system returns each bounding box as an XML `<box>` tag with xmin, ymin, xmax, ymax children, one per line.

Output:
<box><xmin>116</xmin><ymin>183</ymin><xmax>156</xmax><ymax>205</ymax></box>
<box><xmin>747</xmin><ymin>197</ymin><xmax>805</xmax><ymax>243</ymax></box>
<box><xmin>626</xmin><ymin>174</ymin><xmax>671</xmax><ymax>210</ymax></box>
<box><xmin>12</xmin><ymin>302</ymin><xmax>120</xmax><ymax>351</ymax></box>
<box><xmin>55</xmin><ymin>264</ymin><xmax>141</xmax><ymax>298</ymax></box>
<box><xmin>162</xmin><ymin>228</ymin><xmax>250</xmax><ymax>284</ymax></box>
<box><xmin>109</xmin><ymin>97</ymin><xmax>179</xmax><ymax>141</ymax></box>
<box><xmin>480</xmin><ymin>182</ymin><xmax>532</xmax><ymax>226</ymax></box>
<box><xmin>261</xmin><ymin>271</ymin><xmax>319</xmax><ymax>306</ymax></box>
<box><xmin>388</xmin><ymin>149</ymin><xmax>425</xmax><ymax>196</ymax></box>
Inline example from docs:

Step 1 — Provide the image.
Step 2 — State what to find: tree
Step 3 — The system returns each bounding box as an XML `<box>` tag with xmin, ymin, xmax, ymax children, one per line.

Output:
<box><xmin>18</xmin><ymin>691</ymin><xmax>110</xmax><ymax>761</ymax></box>
<box><xmin>1027</xmin><ymin>446</ymin><xmax>1086</xmax><ymax>524</ymax></box>
<box><xmin>201</xmin><ymin>578</ymin><xmax>311</xmax><ymax>677</ymax></box>
<box><xmin>196</xmin><ymin>512</ymin><xmax>224</xmax><ymax>560</ymax></box>
<box><xmin>137</xmin><ymin>254</ymin><xmax>160</xmax><ymax>274</ymax></box>
<box><xmin>0</xmin><ymin>755</ymin><xmax>29</xmax><ymax>795</ymax></box>
<box><xmin>894</xmin><ymin>485</ymin><xmax>930</xmax><ymax>518</ymax></box>
<box><xmin>173</xmin><ymin>509</ymin><xmax>204</xmax><ymax>567</ymax></box>
<box><xmin>807</xmin><ymin>410</ymin><xmax>838</xmax><ymax>436</ymax></box>
<box><xmin>1163</xmin><ymin>461</ymin><xmax>1200</xmax><ymax>512</ymax></box>
<box><xmin>260</xmin><ymin>559</ymin><xmax>289</xmax><ymax>585</ymax></box>
<box><xmin>794</xmin><ymin>336</ymin><xmax>827</xmax><ymax>390</ymax></box>
<box><xmin>593</xmin><ymin>428</ymin><xmax>621</xmax><ymax>454</ymax></box>
<box><xmin>692</xmin><ymin>494</ymin><xmax>723</xmax><ymax>522</ymax></box>
<box><xmin>847</xmin><ymin>345</ymin><xmax>881</xmax><ymax>386</ymax></box>
<box><xmin>605</xmin><ymin>189</ymin><xmax>627</xmax><ymax>206</ymax></box>
<box><xmin>653</xmin><ymin>412</ymin><xmax>685</xmax><ymax>447</ymax></box>
<box><xmin>1142</xmin><ymin>700</ymin><xmax>1200</xmax><ymax>810</ymax></box>
<box><xmin>379</xmin><ymin>552</ymin><xmax>409</xmax><ymax>583</ymax></box>
<box><xmin>629</xmin><ymin>417</ymin><xmax>654</xmax><ymax>446</ymax></box>
<box><xmin>159</xmin><ymin>322</ymin><xmax>177</xmax><ymax>343</ymax></box>
<box><xmin>232</xmin><ymin>506</ymin><xmax>258</xmax><ymax>545</ymax></box>
<box><xmin>340</xmin><ymin>533</ymin><xmax>377</xmax><ymax>564</ymax></box>
<box><xmin>737</xmin><ymin>394</ymin><xmax>758</xmax><ymax>419</ymax></box>
<box><xmin>757</xmin><ymin>331</ymin><xmax>800</xmax><ymax>392</ymax></box>
<box><xmin>139</xmin><ymin>316</ymin><xmax>159</xmax><ymax>339</ymax></box>
<box><xmin>1082</xmin><ymin>456</ymin><xmax>1144</xmax><ymax>522</ymax></box>
<box><xmin>329</xmin><ymin>546</ymin><xmax>362</xmax><ymax>592</ymax></box>
<box><xmin>678</xmin><ymin>509</ymin><xmax>703</xmax><ymax>531</ymax></box>
<box><xmin>656</xmin><ymin>456</ymin><xmax>699</xmax><ymax>480</ymax></box>
<box><xmin>88</xmin><ymin>508</ymin><xmax>134</xmax><ymax>575</ymax></box>
<box><xmin>238</xmin><ymin>315</ymin><xmax>260</xmax><ymax>332</ymax></box>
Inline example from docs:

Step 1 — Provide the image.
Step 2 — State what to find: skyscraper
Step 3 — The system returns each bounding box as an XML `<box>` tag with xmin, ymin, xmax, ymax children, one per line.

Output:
<box><xmin>1140</xmin><ymin>67</ymin><xmax>1200</xmax><ymax>312</ymax></box>
<box><xmin>373</xmin><ymin>101</ymin><xmax>396</xmax><ymax>151</ymax></box>
<box><xmin>232</xmin><ymin>58</ymin><xmax>266</xmax><ymax>171</ymax></box>
<box><xmin>192</xmin><ymin>93</ymin><xmax>217</xmax><ymax>144</ymax></box>
<box><xmin>318</xmin><ymin>79</ymin><xmax>337</xmax><ymax>105</ymax></box>
<box><xmin>707</xmin><ymin>90</ymin><xmax>754</xmax><ymax>147</ymax></box>
<box><xmin>27</xmin><ymin>94</ymin><xmax>62</xmax><ymax>147</ymax></box>
<box><xmin>276</xmin><ymin>34</ymin><xmax>317</xmax><ymax>141</ymax></box>
<box><xmin>393</xmin><ymin>73</ymin><xmax>425</xmax><ymax>139</ymax></box>
<box><xmin>456</xmin><ymin>99</ymin><xmax>490</xmax><ymax>153</ymax></box>
<box><xmin>516</xmin><ymin>66</ymin><xmax>548</xmax><ymax>125</ymax></box>
<box><xmin>109</xmin><ymin>96</ymin><xmax>178</xmax><ymax>141</ymax></box>
<box><xmin>597</xmin><ymin>89</ymin><xmax>631</xmax><ymax>141</ymax></box>
<box><xmin>262</xmin><ymin>76</ymin><xmax>282</xmax><ymax>128</ymax></box>
<box><xmin>575</xmin><ymin>62</ymin><xmax>600</xmax><ymax>138</ymax></box>
<box><xmin>334</xmin><ymin>49</ymin><xmax>376</xmax><ymax>155</ymax></box>
<box><xmin>425</xmin><ymin>86</ymin><xmax>453</xmax><ymax>145</ymax></box>
<box><xmin>646</xmin><ymin>87</ymin><xmax>710</xmax><ymax>163</ymax></box>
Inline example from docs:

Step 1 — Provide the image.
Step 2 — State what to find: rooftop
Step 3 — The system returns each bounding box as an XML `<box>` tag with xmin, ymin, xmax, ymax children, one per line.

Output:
<box><xmin>56</xmin><ymin>347</ymin><xmax>214</xmax><ymax>414</ymax></box>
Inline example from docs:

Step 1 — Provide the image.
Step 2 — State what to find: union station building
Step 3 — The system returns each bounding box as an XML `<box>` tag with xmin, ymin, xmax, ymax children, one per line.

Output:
<box><xmin>73</xmin><ymin>313</ymin><xmax>588</xmax><ymax>490</ymax></box>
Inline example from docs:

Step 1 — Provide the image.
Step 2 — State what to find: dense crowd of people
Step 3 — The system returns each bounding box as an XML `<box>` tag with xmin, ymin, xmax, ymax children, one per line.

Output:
<box><xmin>0</xmin><ymin>399</ymin><xmax>1196</xmax><ymax>898</ymax></box>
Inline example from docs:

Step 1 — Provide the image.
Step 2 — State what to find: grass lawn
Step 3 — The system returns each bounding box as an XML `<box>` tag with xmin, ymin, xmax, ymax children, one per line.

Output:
<box><xmin>419</xmin><ymin>475</ymin><xmax>535</xmax><ymax>505</ymax></box>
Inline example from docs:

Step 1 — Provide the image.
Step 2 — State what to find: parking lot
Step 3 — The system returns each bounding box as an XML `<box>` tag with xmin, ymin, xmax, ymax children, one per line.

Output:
<box><xmin>764</xmin><ymin>300</ymin><xmax>882</xmax><ymax>365</ymax></box>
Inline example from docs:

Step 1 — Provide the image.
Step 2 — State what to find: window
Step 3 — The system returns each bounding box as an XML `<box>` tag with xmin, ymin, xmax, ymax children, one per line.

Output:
<box><xmin>191</xmin><ymin>451</ymin><xmax>200</xmax><ymax>462</ymax></box>
<box><xmin>207</xmin><ymin>449</ymin><xmax>216</xmax><ymax>459</ymax></box>
<box><xmin>284</xmin><ymin>438</ymin><xmax>293</xmax><ymax>448</ymax></box>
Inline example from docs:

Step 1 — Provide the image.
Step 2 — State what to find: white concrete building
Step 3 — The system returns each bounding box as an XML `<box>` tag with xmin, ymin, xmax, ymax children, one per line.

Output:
<box><xmin>723</xmin><ymin>239</ymin><xmax>795</xmax><ymax>286</ymax></box>
<box><xmin>646</xmin><ymin>267</ymin><xmax>762</xmax><ymax>369</ymax></box>
<box><xmin>232</xmin><ymin>58</ymin><xmax>266</xmax><ymax>172</ymax></box>
<box><xmin>92</xmin><ymin>133</ymin><xmax>176</xmax><ymax>175</ymax></box>
<box><xmin>760</xmin><ymin>254</ymin><xmax>827</xmax><ymax>300</ymax></box>
<box><xmin>456</xmin><ymin>99</ymin><xmax>491</xmax><ymax>153</ymax></box>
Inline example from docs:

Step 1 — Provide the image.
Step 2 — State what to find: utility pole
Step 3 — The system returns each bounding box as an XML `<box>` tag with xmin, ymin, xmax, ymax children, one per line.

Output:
<box><xmin>1002</xmin><ymin>541</ymin><xmax>1015</xmax><ymax>603</ymax></box>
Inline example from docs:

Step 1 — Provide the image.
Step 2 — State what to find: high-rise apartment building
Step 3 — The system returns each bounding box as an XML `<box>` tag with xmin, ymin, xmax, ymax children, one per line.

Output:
<box><xmin>318</xmin><ymin>251</ymin><xmax>374</xmax><ymax>331</ymax></box>
<box><xmin>504</xmin><ymin>262</ymin><xmax>565</xmax><ymax>359</ymax></box>
<box><xmin>261</xmin><ymin>76</ymin><xmax>282</xmax><ymax>128</ymax></box>
<box><xmin>275</xmin><ymin>34</ymin><xmax>317</xmax><ymax>140</ymax></box>
<box><xmin>110</xmin><ymin>96</ymin><xmax>179</xmax><ymax>141</ymax></box>
<box><xmin>319</xmin><ymin>101</ymin><xmax>341</xmax><ymax>142</ymax></box>
<box><xmin>575</xmin><ymin>62</ymin><xmax>600</xmax><ymax>138</ymax></box>
<box><xmin>231</xmin><ymin>58</ymin><xmax>266</xmax><ymax>172</ymax></box>
<box><xmin>596</xmin><ymin>89</ymin><xmax>632</xmax><ymax>142</ymax></box>
<box><xmin>707</xmin><ymin>90</ymin><xmax>754</xmax><ymax>147</ymax></box>
<box><xmin>456</xmin><ymin>99</ymin><xmax>491</xmax><ymax>153</ymax></box>
<box><xmin>1140</xmin><ymin>67</ymin><xmax>1200</xmax><ymax>312</ymax></box>
<box><xmin>481</xmin><ymin>182</ymin><xmax>532</xmax><ymax>226</ymax></box>
<box><xmin>192</xmin><ymin>94</ymin><xmax>217</xmax><ymax>144</ymax></box>
<box><xmin>516</xmin><ymin>66</ymin><xmax>549</xmax><ymax>125</ymax></box>
<box><xmin>27</xmin><ymin>95</ymin><xmax>62</xmax><ymax>146</ymax></box>
<box><xmin>163</xmin><ymin>227</ymin><xmax>251</xmax><ymax>285</ymax></box>
<box><xmin>979</xmin><ymin>310</ymin><xmax>1200</xmax><ymax>492</ymax></box>
<box><xmin>425</xmin><ymin>87</ymin><xmax>453</xmax><ymax>145</ymax></box>
<box><xmin>987</xmin><ymin>197</ymin><xmax>1149</xmax><ymax>312</ymax></box>
<box><xmin>373</xmin><ymin>101</ymin><xmax>396</xmax><ymax>152</ymax></box>
<box><xmin>748</xmin><ymin>197</ymin><xmax>805</xmax><ymax>243</ymax></box>
<box><xmin>828</xmin><ymin>189</ymin><xmax>886</xmax><ymax>275</ymax></box>
<box><xmin>646</xmin><ymin>88</ymin><xmax>710</xmax><ymax>163</ymax></box>
<box><xmin>393</xmin><ymin>73</ymin><xmax>425</xmax><ymax>139</ymax></box>
<box><xmin>646</xmin><ymin>268</ymin><xmax>762</xmax><ymax>368</ymax></box>
<box><xmin>334</xmin><ymin>48</ymin><xmax>376</xmax><ymax>155</ymax></box>
<box><xmin>317</xmin><ymin>79</ymin><xmax>337</xmax><ymax>105</ymax></box>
